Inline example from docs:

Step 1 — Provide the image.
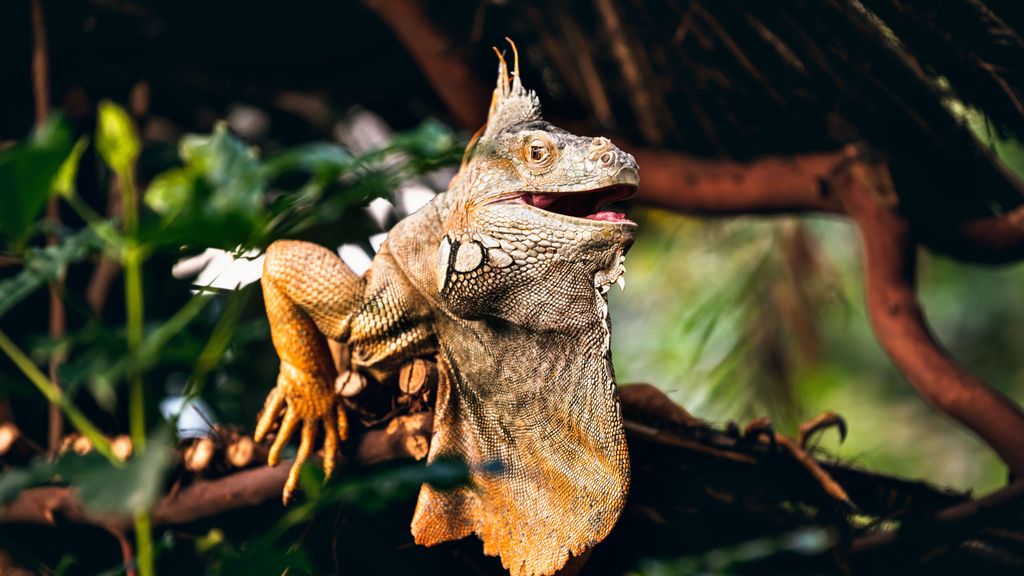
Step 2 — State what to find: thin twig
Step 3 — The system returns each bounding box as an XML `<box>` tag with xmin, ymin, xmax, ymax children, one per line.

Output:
<box><xmin>30</xmin><ymin>0</ymin><xmax>66</xmax><ymax>459</ymax></box>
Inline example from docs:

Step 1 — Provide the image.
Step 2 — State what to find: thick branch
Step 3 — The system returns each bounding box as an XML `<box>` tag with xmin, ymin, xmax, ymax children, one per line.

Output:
<box><xmin>630</xmin><ymin>148</ymin><xmax>846</xmax><ymax>215</ymax></box>
<box><xmin>632</xmin><ymin>147</ymin><xmax>1024</xmax><ymax>263</ymax></box>
<box><xmin>1</xmin><ymin>387</ymin><xmax>969</xmax><ymax>533</ymax></box>
<box><xmin>0</xmin><ymin>422</ymin><xmax>425</xmax><ymax>531</ymax></box>
<box><xmin>839</xmin><ymin>161</ymin><xmax>1024</xmax><ymax>478</ymax></box>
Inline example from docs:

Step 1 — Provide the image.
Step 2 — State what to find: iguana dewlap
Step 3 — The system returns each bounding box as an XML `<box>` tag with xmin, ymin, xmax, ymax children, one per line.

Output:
<box><xmin>256</xmin><ymin>42</ymin><xmax>638</xmax><ymax>576</ymax></box>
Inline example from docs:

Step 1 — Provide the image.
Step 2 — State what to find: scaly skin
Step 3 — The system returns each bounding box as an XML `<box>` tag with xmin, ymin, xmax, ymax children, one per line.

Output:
<box><xmin>256</xmin><ymin>41</ymin><xmax>639</xmax><ymax>576</ymax></box>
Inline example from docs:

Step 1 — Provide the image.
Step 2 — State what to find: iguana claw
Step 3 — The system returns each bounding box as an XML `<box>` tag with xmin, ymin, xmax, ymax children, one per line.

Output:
<box><xmin>254</xmin><ymin>363</ymin><xmax>349</xmax><ymax>504</ymax></box>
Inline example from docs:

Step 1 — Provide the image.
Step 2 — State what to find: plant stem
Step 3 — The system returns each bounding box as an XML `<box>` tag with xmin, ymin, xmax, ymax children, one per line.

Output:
<box><xmin>125</xmin><ymin>244</ymin><xmax>145</xmax><ymax>449</ymax></box>
<box><xmin>134</xmin><ymin>511</ymin><xmax>153</xmax><ymax>576</ymax></box>
<box><xmin>119</xmin><ymin>168</ymin><xmax>154</xmax><ymax>576</ymax></box>
<box><xmin>0</xmin><ymin>330</ymin><xmax>117</xmax><ymax>463</ymax></box>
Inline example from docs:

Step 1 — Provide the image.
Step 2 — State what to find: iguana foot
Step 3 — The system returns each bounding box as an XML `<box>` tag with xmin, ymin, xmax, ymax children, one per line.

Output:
<box><xmin>254</xmin><ymin>362</ymin><xmax>349</xmax><ymax>504</ymax></box>
<box><xmin>797</xmin><ymin>411</ymin><xmax>847</xmax><ymax>449</ymax></box>
<box><xmin>740</xmin><ymin>414</ymin><xmax>855</xmax><ymax>510</ymax></box>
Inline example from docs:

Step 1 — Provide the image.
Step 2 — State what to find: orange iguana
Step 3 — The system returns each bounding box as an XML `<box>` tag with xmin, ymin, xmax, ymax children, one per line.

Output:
<box><xmin>255</xmin><ymin>41</ymin><xmax>639</xmax><ymax>575</ymax></box>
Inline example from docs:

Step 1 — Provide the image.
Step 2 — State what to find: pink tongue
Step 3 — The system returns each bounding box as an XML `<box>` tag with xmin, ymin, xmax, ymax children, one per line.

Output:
<box><xmin>529</xmin><ymin>194</ymin><xmax>558</xmax><ymax>210</ymax></box>
<box><xmin>586</xmin><ymin>211</ymin><xmax>628</xmax><ymax>222</ymax></box>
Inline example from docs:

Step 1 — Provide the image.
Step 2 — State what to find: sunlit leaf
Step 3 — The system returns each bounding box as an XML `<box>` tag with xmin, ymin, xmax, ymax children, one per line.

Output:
<box><xmin>52</xmin><ymin>137</ymin><xmax>88</xmax><ymax>199</ymax></box>
<box><xmin>144</xmin><ymin>167</ymin><xmax>193</xmax><ymax>217</ymax></box>
<box><xmin>390</xmin><ymin>119</ymin><xmax>457</xmax><ymax>160</ymax></box>
<box><xmin>96</xmin><ymin>100</ymin><xmax>140</xmax><ymax>174</ymax></box>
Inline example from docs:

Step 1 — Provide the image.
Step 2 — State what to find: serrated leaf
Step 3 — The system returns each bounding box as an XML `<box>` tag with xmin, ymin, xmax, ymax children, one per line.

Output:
<box><xmin>142</xmin><ymin>123</ymin><xmax>270</xmax><ymax>249</ymax></box>
<box><xmin>96</xmin><ymin>100</ymin><xmax>140</xmax><ymax>174</ymax></box>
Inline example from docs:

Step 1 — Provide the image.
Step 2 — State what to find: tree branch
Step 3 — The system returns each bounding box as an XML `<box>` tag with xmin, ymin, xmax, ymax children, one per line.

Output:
<box><xmin>0</xmin><ymin>387</ymin><xmax>972</xmax><ymax>535</ymax></box>
<box><xmin>629</xmin><ymin>148</ymin><xmax>847</xmax><ymax>215</ymax></box>
<box><xmin>838</xmin><ymin>160</ymin><xmax>1024</xmax><ymax>478</ymax></box>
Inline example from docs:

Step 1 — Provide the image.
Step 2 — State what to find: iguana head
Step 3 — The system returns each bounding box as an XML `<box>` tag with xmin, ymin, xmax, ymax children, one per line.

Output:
<box><xmin>438</xmin><ymin>40</ymin><xmax>639</xmax><ymax>326</ymax></box>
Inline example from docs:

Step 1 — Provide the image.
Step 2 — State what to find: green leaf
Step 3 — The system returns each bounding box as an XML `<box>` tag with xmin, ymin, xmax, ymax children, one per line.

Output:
<box><xmin>0</xmin><ymin>430</ymin><xmax>176</xmax><ymax>512</ymax></box>
<box><xmin>142</xmin><ymin>123</ymin><xmax>269</xmax><ymax>249</ymax></box>
<box><xmin>52</xmin><ymin>138</ymin><xmax>89</xmax><ymax>199</ymax></box>
<box><xmin>391</xmin><ymin>119</ymin><xmax>457</xmax><ymax>159</ymax></box>
<box><xmin>0</xmin><ymin>116</ymin><xmax>76</xmax><ymax>244</ymax></box>
<box><xmin>144</xmin><ymin>167</ymin><xmax>194</xmax><ymax>217</ymax></box>
<box><xmin>262</xmin><ymin>142</ymin><xmax>353</xmax><ymax>180</ymax></box>
<box><xmin>96</xmin><ymin>100</ymin><xmax>140</xmax><ymax>175</ymax></box>
<box><xmin>0</xmin><ymin>227</ymin><xmax>102</xmax><ymax>319</ymax></box>
<box><xmin>212</xmin><ymin>539</ymin><xmax>312</xmax><ymax>576</ymax></box>
<box><xmin>0</xmin><ymin>459</ymin><xmax>56</xmax><ymax>504</ymax></box>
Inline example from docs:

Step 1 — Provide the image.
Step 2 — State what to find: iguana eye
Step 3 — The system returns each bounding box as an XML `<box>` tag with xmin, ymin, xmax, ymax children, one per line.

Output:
<box><xmin>529</xmin><ymin>141</ymin><xmax>548</xmax><ymax>162</ymax></box>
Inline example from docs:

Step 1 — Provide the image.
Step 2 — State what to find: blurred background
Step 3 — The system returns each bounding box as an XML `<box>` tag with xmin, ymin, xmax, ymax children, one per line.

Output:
<box><xmin>2</xmin><ymin>0</ymin><xmax>1024</xmax><ymax>573</ymax></box>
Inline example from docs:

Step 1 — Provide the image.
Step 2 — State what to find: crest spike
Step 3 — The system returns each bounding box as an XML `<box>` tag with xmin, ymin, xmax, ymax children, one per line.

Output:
<box><xmin>491</xmin><ymin>46</ymin><xmax>509</xmax><ymax>96</ymax></box>
<box><xmin>505</xmin><ymin>37</ymin><xmax>521</xmax><ymax>87</ymax></box>
<box><xmin>482</xmin><ymin>38</ymin><xmax>542</xmax><ymax>139</ymax></box>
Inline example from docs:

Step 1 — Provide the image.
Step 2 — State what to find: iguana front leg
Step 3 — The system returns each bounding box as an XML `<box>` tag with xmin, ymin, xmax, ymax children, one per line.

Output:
<box><xmin>258</xmin><ymin>240</ymin><xmax>362</xmax><ymax>503</ymax></box>
<box><xmin>258</xmin><ymin>239</ymin><xmax>436</xmax><ymax>503</ymax></box>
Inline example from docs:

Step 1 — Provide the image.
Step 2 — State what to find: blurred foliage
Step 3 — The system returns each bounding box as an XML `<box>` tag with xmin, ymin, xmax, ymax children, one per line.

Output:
<box><xmin>0</xmin><ymin>102</ymin><xmax>462</xmax><ymax>574</ymax></box>
<box><xmin>0</xmin><ymin>116</ymin><xmax>76</xmax><ymax>248</ymax></box>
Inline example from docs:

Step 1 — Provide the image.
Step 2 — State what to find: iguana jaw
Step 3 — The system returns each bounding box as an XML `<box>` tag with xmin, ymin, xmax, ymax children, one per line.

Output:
<box><xmin>512</xmin><ymin>183</ymin><xmax>637</xmax><ymax>224</ymax></box>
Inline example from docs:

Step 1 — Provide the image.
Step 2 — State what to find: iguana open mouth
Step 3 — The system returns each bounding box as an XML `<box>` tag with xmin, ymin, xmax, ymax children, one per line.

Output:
<box><xmin>514</xmin><ymin>184</ymin><xmax>637</xmax><ymax>223</ymax></box>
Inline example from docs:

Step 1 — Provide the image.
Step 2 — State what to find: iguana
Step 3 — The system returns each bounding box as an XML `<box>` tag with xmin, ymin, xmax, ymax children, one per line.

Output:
<box><xmin>255</xmin><ymin>41</ymin><xmax>639</xmax><ymax>576</ymax></box>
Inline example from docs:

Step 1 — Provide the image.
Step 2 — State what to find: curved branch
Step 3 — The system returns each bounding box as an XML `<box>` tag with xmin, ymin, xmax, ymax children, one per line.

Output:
<box><xmin>839</xmin><ymin>160</ymin><xmax>1024</xmax><ymax>478</ymax></box>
